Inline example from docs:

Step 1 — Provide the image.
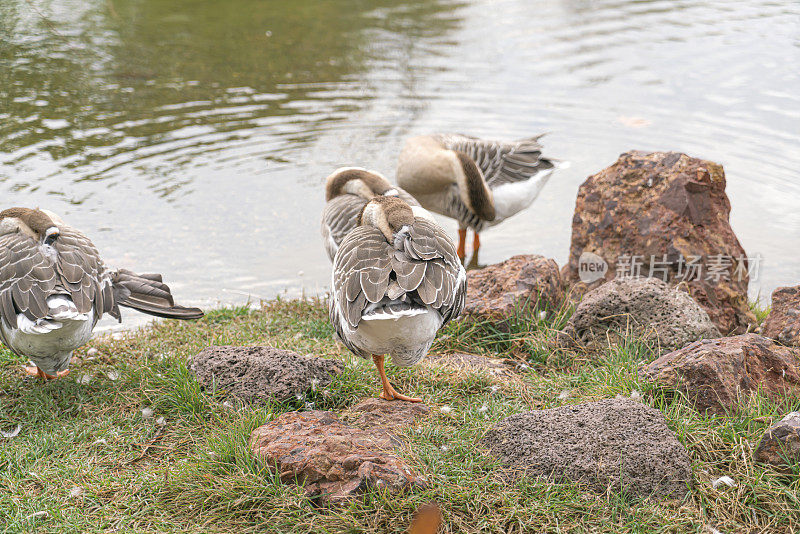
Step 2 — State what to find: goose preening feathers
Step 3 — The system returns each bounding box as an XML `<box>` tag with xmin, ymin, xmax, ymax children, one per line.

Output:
<box><xmin>321</xmin><ymin>167</ymin><xmax>430</xmax><ymax>262</ymax></box>
<box><xmin>329</xmin><ymin>196</ymin><xmax>466</xmax><ymax>402</ymax></box>
<box><xmin>0</xmin><ymin>207</ymin><xmax>203</xmax><ymax>379</ymax></box>
<box><xmin>397</xmin><ymin>133</ymin><xmax>560</xmax><ymax>261</ymax></box>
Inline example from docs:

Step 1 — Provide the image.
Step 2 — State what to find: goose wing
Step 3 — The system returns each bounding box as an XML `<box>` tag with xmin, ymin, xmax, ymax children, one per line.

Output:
<box><xmin>330</xmin><ymin>218</ymin><xmax>466</xmax><ymax>343</ymax></box>
<box><xmin>394</xmin><ymin>218</ymin><xmax>466</xmax><ymax>326</ymax></box>
<box><xmin>436</xmin><ymin>133</ymin><xmax>554</xmax><ymax>188</ymax></box>
<box><xmin>321</xmin><ymin>194</ymin><xmax>368</xmax><ymax>262</ymax></box>
<box><xmin>0</xmin><ymin>227</ymin><xmax>113</xmax><ymax>330</ymax></box>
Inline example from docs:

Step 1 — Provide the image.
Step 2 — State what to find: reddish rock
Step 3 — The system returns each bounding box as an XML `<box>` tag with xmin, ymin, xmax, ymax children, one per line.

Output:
<box><xmin>762</xmin><ymin>285</ymin><xmax>800</xmax><ymax>347</ymax></box>
<box><xmin>641</xmin><ymin>334</ymin><xmax>800</xmax><ymax>414</ymax></box>
<box><xmin>562</xmin><ymin>151</ymin><xmax>756</xmax><ymax>334</ymax></box>
<box><xmin>250</xmin><ymin>401</ymin><xmax>428</xmax><ymax>503</ymax></box>
<box><xmin>344</xmin><ymin>398</ymin><xmax>430</xmax><ymax>435</ymax></box>
<box><xmin>464</xmin><ymin>254</ymin><xmax>564</xmax><ymax>320</ymax></box>
<box><xmin>754</xmin><ymin>412</ymin><xmax>800</xmax><ymax>469</ymax></box>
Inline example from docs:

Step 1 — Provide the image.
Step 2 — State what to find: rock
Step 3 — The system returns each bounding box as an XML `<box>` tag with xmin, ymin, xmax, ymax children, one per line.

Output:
<box><xmin>762</xmin><ymin>285</ymin><xmax>800</xmax><ymax>347</ymax></box>
<box><xmin>641</xmin><ymin>334</ymin><xmax>800</xmax><ymax>414</ymax></box>
<box><xmin>559</xmin><ymin>277</ymin><xmax>720</xmax><ymax>353</ymax></box>
<box><xmin>191</xmin><ymin>346</ymin><xmax>343</xmax><ymax>403</ymax></box>
<box><xmin>424</xmin><ymin>352</ymin><xmax>515</xmax><ymax>376</ymax></box>
<box><xmin>754</xmin><ymin>412</ymin><xmax>800</xmax><ymax>469</ymax></box>
<box><xmin>344</xmin><ymin>398</ymin><xmax>430</xmax><ymax>436</ymax></box>
<box><xmin>464</xmin><ymin>254</ymin><xmax>564</xmax><ymax>321</ymax></box>
<box><xmin>481</xmin><ymin>397</ymin><xmax>692</xmax><ymax>498</ymax></box>
<box><xmin>562</xmin><ymin>151</ymin><xmax>756</xmax><ymax>334</ymax></box>
<box><xmin>249</xmin><ymin>404</ymin><xmax>426</xmax><ymax>503</ymax></box>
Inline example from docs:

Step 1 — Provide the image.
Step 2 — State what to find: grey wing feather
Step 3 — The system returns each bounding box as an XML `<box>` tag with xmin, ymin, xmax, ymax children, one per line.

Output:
<box><xmin>331</xmin><ymin>227</ymin><xmax>392</xmax><ymax>330</ymax></box>
<box><xmin>321</xmin><ymin>194</ymin><xmax>367</xmax><ymax>262</ymax></box>
<box><xmin>435</xmin><ymin>133</ymin><xmax>554</xmax><ymax>188</ymax></box>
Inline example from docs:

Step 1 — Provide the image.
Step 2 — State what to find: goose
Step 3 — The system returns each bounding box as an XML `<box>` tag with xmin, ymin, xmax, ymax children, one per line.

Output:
<box><xmin>329</xmin><ymin>196</ymin><xmax>466</xmax><ymax>402</ymax></box>
<box><xmin>321</xmin><ymin>167</ymin><xmax>430</xmax><ymax>262</ymax></box>
<box><xmin>0</xmin><ymin>207</ymin><xmax>204</xmax><ymax>379</ymax></box>
<box><xmin>397</xmin><ymin>133</ymin><xmax>559</xmax><ymax>261</ymax></box>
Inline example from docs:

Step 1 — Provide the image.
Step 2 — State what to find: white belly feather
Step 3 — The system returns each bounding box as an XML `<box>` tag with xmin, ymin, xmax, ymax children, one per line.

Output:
<box><xmin>344</xmin><ymin>307</ymin><xmax>443</xmax><ymax>367</ymax></box>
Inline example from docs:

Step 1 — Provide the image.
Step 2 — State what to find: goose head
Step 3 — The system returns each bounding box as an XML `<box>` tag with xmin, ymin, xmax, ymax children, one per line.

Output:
<box><xmin>360</xmin><ymin>196</ymin><xmax>415</xmax><ymax>243</ymax></box>
<box><xmin>324</xmin><ymin>167</ymin><xmax>395</xmax><ymax>201</ymax></box>
<box><xmin>0</xmin><ymin>207</ymin><xmax>60</xmax><ymax>245</ymax></box>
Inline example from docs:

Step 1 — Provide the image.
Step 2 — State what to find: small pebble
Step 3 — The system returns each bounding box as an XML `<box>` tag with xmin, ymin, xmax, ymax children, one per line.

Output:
<box><xmin>86</xmin><ymin>348</ymin><xmax>99</xmax><ymax>358</ymax></box>
<box><xmin>439</xmin><ymin>405</ymin><xmax>452</xmax><ymax>414</ymax></box>
<box><xmin>156</xmin><ymin>417</ymin><xmax>167</xmax><ymax>427</ymax></box>
<box><xmin>440</xmin><ymin>445</ymin><xmax>449</xmax><ymax>452</ymax></box>
<box><xmin>630</xmin><ymin>390</ymin><xmax>642</xmax><ymax>400</ymax></box>
<box><xmin>711</xmin><ymin>476</ymin><xmax>736</xmax><ymax>489</ymax></box>
<box><xmin>69</xmin><ymin>486</ymin><xmax>83</xmax><ymax>498</ymax></box>
<box><xmin>112</xmin><ymin>332</ymin><xmax>123</xmax><ymax>341</ymax></box>
<box><xmin>221</xmin><ymin>400</ymin><xmax>234</xmax><ymax>409</ymax></box>
<box><xmin>478</xmin><ymin>404</ymin><xmax>488</xmax><ymax>414</ymax></box>
<box><xmin>92</xmin><ymin>438</ymin><xmax>108</xmax><ymax>446</ymax></box>
<box><xmin>538</xmin><ymin>310</ymin><xmax>547</xmax><ymax>321</ymax></box>
<box><xmin>106</xmin><ymin>370</ymin><xmax>120</xmax><ymax>381</ymax></box>
<box><xmin>557</xmin><ymin>390</ymin><xmax>570</xmax><ymax>400</ymax></box>
<box><xmin>141</xmin><ymin>408</ymin><xmax>154</xmax><ymax>419</ymax></box>
<box><xmin>78</xmin><ymin>374</ymin><xmax>92</xmax><ymax>385</ymax></box>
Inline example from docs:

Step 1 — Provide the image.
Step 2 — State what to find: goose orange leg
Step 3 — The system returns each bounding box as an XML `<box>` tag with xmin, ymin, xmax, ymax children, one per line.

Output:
<box><xmin>456</xmin><ymin>229</ymin><xmax>467</xmax><ymax>261</ymax></box>
<box><xmin>372</xmin><ymin>355</ymin><xmax>421</xmax><ymax>403</ymax></box>
<box><xmin>24</xmin><ymin>366</ymin><xmax>69</xmax><ymax>380</ymax></box>
<box><xmin>473</xmin><ymin>232</ymin><xmax>481</xmax><ymax>252</ymax></box>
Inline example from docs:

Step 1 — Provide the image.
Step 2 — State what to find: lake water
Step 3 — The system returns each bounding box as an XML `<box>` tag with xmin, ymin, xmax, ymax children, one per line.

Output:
<box><xmin>2</xmin><ymin>0</ymin><xmax>799</xmax><ymax>329</ymax></box>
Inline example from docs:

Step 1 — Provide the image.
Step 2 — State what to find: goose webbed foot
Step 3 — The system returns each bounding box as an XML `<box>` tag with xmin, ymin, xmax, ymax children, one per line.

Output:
<box><xmin>372</xmin><ymin>355</ymin><xmax>422</xmax><ymax>403</ymax></box>
<box><xmin>24</xmin><ymin>366</ymin><xmax>69</xmax><ymax>380</ymax></box>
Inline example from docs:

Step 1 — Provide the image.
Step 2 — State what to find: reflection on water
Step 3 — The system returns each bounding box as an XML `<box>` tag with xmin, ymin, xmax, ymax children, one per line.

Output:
<box><xmin>1</xmin><ymin>0</ymin><xmax>799</xmax><ymax>328</ymax></box>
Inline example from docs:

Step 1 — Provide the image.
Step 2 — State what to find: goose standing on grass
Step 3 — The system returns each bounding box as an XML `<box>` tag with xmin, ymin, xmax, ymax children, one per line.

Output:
<box><xmin>321</xmin><ymin>167</ymin><xmax>430</xmax><ymax>262</ymax></box>
<box><xmin>330</xmin><ymin>196</ymin><xmax>466</xmax><ymax>402</ymax></box>
<box><xmin>0</xmin><ymin>207</ymin><xmax>204</xmax><ymax>380</ymax></box>
<box><xmin>397</xmin><ymin>133</ymin><xmax>559</xmax><ymax>262</ymax></box>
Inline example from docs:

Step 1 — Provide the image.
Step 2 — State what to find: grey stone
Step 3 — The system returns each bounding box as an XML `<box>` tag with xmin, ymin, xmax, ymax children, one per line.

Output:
<box><xmin>191</xmin><ymin>345</ymin><xmax>343</xmax><ymax>403</ymax></box>
<box><xmin>754</xmin><ymin>412</ymin><xmax>800</xmax><ymax>470</ymax></box>
<box><xmin>560</xmin><ymin>277</ymin><xmax>720</xmax><ymax>353</ymax></box>
<box><xmin>481</xmin><ymin>397</ymin><xmax>692</xmax><ymax>498</ymax></box>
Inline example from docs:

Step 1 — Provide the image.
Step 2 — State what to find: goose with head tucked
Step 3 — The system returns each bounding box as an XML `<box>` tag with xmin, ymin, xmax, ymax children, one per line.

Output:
<box><xmin>397</xmin><ymin>133</ymin><xmax>560</xmax><ymax>262</ymax></box>
<box><xmin>321</xmin><ymin>167</ymin><xmax>429</xmax><ymax>262</ymax></box>
<box><xmin>330</xmin><ymin>196</ymin><xmax>466</xmax><ymax>402</ymax></box>
<box><xmin>0</xmin><ymin>207</ymin><xmax>204</xmax><ymax>380</ymax></box>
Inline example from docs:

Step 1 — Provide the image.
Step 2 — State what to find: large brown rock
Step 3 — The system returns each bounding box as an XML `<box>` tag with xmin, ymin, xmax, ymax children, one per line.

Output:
<box><xmin>762</xmin><ymin>285</ymin><xmax>800</xmax><ymax>347</ymax></box>
<box><xmin>464</xmin><ymin>254</ymin><xmax>564</xmax><ymax>320</ymax></box>
<box><xmin>250</xmin><ymin>401</ymin><xmax>428</xmax><ymax>503</ymax></box>
<box><xmin>562</xmin><ymin>151</ymin><xmax>756</xmax><ymax>334</ymax></box>
<box><xmin>754</xmin><ymin>412</ymin><xmax>800</xmax><ymax>470</ymax></box>
<box><xmin>560</xmin><ymin>277</ymin><xmax>720</xmax><ymax>353</ymax></box>
<box><xmin>191</xmin><ymin>346</ymin><xmax>343</xmax><ymax>403</ymax></box>
<box><xmin>481</xmin><ymin>397</ymin><xmax>692</xmax><ymax>498</ymax></box>
<box><xmin>641</xmin><ymin>334</ymin><xmax>800</xmax><ymax>414</ymax></box>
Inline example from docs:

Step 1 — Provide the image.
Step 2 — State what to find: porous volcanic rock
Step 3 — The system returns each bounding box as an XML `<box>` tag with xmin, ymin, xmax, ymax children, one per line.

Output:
<box><xmin>464</xmin><ymin>254</ymin><xmax>564</xmax><ymax>320</ymax></box>
<box><xmin>191</xmin><ymin>345</ymin><xmax>343</xmax><ymax>403</ymax></box>
<box><xmin>754</xmin><ymin>412</ymin><xmax>800</xmax><ymax>469</ymax></box>
<box><xmin>481</xmin><ymin>397</ymin><xmax>692</xmax><ymax>498</ymax></box>
<box><xmin>562</xmin><ymin>151</ymin><xmax>756</xmax><ymax>334</ymax></box>
<box><xmin>762</xmin><ymin>285</ymin><xmax>800</xmax><ymax>347</ymax></box>
<box><xmin>250</xmin><ymin>401</ymin><xmax>427</xmax><ymax>503</ymax></box>
<box><xmin>344</xmin><ymin>397</ymin><xmax>430</xmax><ymax>435</ymax></box>
<box><xmin>559</xmin><ymin>277</ymin><xmax>719</xmax><ymax>353</ymax></box>
<box><xmin>641</xmin><ymin>334</ymin><xmax>800</xmax><ymax>414</ymax></box>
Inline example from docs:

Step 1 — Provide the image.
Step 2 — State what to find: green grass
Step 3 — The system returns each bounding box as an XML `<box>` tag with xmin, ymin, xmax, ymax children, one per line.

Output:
<box><xmin>1</xmin><ymin>298</ymin><xmax>798</xmax><ymax>533</ymax></box>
